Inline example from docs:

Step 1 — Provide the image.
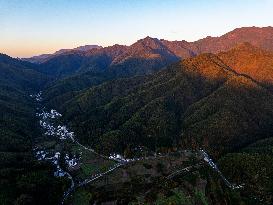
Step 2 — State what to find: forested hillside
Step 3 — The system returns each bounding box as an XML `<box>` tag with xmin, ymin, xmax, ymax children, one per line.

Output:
<box><xmin>0</xmin><ymin>54</ymin><xmax>64</xmax><ymax>204</ymax></box>
<box><xmin>41</xmin><ymin>27</ymin><xmax>273</xmax><ymax>110</ymax></box>
<box><xmin>2</xmin><ymin>26</ymin><xmax>273</xmax><ymax>204</ymax></box>
<box><xmin>48</xmin><ymin>51</ymin><xmax>273</xmax><ymax>158</ymax></box>
<box><xmin>40</xmin><ymin>43</ymin><xmax>273</xmax><ymax>203</ymax></box>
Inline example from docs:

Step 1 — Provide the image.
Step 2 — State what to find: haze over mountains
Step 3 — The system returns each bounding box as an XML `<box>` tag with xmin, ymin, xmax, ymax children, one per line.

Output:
<box><xmin>2</xmin><ymin>26</ymin><xmax>273</xmax><ymax>204</ymax></box>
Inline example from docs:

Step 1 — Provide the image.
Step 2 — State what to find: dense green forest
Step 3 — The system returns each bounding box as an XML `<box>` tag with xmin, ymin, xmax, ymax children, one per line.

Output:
<box><xmin>42</xmin><ymin>45</ymin><xmax>273</xmax><ymax>204</ymax></box>
<box><xmin>2</xmin><ymin>27</ymin><xmax>273</xmax><ymax>204</ymax></box>
<box><xmin>46</xmin><ymin>52</ymin><xmax>273</xmax><ymax>158</ymax></box>
<box><xmin>0</xmin><ymin>54</ymin><xmax>65</xmax><ymax>204</ymax></box>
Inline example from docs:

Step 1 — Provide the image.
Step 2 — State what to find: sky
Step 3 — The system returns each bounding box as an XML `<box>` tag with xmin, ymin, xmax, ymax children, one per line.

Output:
<box><xmin>0</xmin><ymin>0</ymin><xmax>273</xmax><ymax>58</ymax></box>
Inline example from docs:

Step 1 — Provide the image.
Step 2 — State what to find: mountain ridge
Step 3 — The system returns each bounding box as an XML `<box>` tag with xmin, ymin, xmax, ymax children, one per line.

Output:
<box><xmin>2</xmin><ymin>26</ymin><xmax>273</xmax><ymax>204</ymax></box>
<box><xmin>49</xmin><ymin>48</ymin><xmax>273</xmax><ymax>158</ymax></box>
<box><xmin>22</xmin><ymin>26</ymin><xmax>273</xmax><ymax>64</ymax></box>
<box><xmin>20</xmin><ymin>26</ymin><xmax>273</xmax><ymax>80</ymax></box>
<box><xmin>22</xmin><ymin>45</ymin><xmax>102</xmax><ymax>64</ymax></box>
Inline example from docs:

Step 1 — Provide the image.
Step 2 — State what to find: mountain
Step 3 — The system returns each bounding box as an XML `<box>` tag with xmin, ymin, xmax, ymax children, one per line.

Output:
<box><xmin>22</xmin><ymin>54</ymin><xmax>52</xmax><ymax>64</ymax></box>
<box><xmin>0</xmin><ymin>53</ymin><xmax>40</xmax><ymax>71</ymax></box>
<box><xmin>35</xmin><ymin>44</ymin><xmax>128</xmax><ymax>78</ymax></box>
<box><xmin>35</xmin><ymin>37</ymin><xmax>181</xmax><ymax>78</ymax></box>
<box><xmin>24</xmin><ymin>26</ymin><xmax>273</xmax><ymax>65</ymax></box>
<box><xmin>4</xmin><ymin>26</ymin><xmax>273</xmax><ymax>204</ymax></box>
<box><xmin>37</xmin><ymin>52</ymin><xmax>86</xmax><ymax>77</ymax></box>
<box><xmin>108</xmin><ymin>36</ymin><xmax>179</xmax><ymax>76</ymax></box>
<box><xmin>40</xmin><ymin>37</ymin><xmax>182</xmax><ymax>108</ymax></box>
<box><xmin>159</xmin><ymin>26</ymin><xmax>273</xmax><ymax>56</ymax></box>
<box><xmin>42</xmin><ymin>46</ymin><xmax>273</xmax><ymax>203</ymax></box>
<box><xmin>40</xmin><ymin>27</ymin><xmax>273</xmax><ymax>151</ymax></box>
<box><xmin>191</xmin><ymin>26</ymin><xmax>273</xmax><ymax>54</ymax></box>
<box><xmin>218</xmin><ymin>42</ymin><xmax>273</xmax><ymax>87</ymax></box>
<box><xmin>54</xmin><ymin>45</ymin><xmax>102</xmax><ymax>54</ymax></box>
<box><xmin>22</xmin><ymin>45</ymin><xmax>102</xmax><ymax>64</ymax></box>
<box><xmin>0</xmin><ymin>54</ymin><xmax>49</xmax><ymax>91</ymax></box>
<box><xmin>160</xmin><ymin>39</ymin><xmax>197</xmax><ymax>58</ymax></box>
<box><xmin>28</xmin><ymin>27</ymin><xmax>273</xmax><ymax>82</ymax></box>
<box><xmin>0</xmin><ymin>54</ymin><xmax>64</xmax><ymax>204</ymax></box>
<box><xmin>47</xmin><ymin>50</ymin><xmax>273</xmax><ymax>157</ymax></box>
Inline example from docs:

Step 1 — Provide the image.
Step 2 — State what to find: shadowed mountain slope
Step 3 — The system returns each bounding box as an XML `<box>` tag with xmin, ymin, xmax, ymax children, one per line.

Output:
<box><xmin>0</xmin><ymin>54</ymin><xmax>49</xmax><ymax>91</ymax></box>
<box><xmin>36</xmin><ymin>37</ymin><xmax>181</xmax><ymax>78</ymax></box>
<box><xmin>0</xmin><ymin>54</ymin><xmax>64</xmax><ymax>204</ymax></box>
<box><xmin>47</xmin><ymin>51</ymin><xmax>273</xmax><ymax>158</ymax></box>
<box><xmin>41</xmin><ymin>27</ymin><xmax>273</xmax><ymax>105</ymax></box>
<box><xmin>3</xmin><ymin>26</ymin><xmax>273</xmax><ymax>204</ymax></box>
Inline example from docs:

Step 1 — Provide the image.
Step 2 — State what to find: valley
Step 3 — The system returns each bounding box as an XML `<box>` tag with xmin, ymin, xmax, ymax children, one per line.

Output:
<box><xmin>30</xmin><ymin>91</ymin><xmax>245</xmax><ymax>205</ymax></box>
<box><xmin>1</xmin><ymin>26</ymin><xmax>273</xmax><ymax>204</ymax></box>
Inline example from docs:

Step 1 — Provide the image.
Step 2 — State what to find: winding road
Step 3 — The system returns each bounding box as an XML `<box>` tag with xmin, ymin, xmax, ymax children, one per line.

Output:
<box><xmin>31</xmin><ymin>92</ymin><xmax>243</xmax><ymax>205</ymax></box>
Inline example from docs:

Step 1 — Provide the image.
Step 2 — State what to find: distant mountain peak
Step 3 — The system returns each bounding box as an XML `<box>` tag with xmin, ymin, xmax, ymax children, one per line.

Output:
<box><xmin>136</xmin><ymin>36</ymin><xmax>161</xmax><ymax>44</ymax></box>
<box><xmin>22</xmin><ymin>45</ymin><xmax>102</xmax><ymax>64</ymax></box>
<box><xmin>142</xmin><ymin>36</ymin><xmax>158</xmax><ymax>41</ymax></box>
<box><xmin>224</xmin><ymin>26</ymin><xmax>273</xmax><ymax>39</ymax></box>
<box><xmin>54</xmin><ymin>45</ymin><xmax>102</xmax><ymax>55</ymax></box>
<box><xmin>132</xmin><ymin>36</ymin><xmax>166</xmax><ymax>51</ymax></box>
<box><xmin>21</xmin><ymin>26</ymin><xmax>273</xmax><ymax>68</ymax></box>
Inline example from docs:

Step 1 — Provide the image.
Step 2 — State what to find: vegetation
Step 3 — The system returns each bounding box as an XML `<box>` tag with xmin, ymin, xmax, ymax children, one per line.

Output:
<box><xmin>45</xmin><ymin>52</ymin><xmax>273</xmax><ymax>159</ymax></box>
<box><xmin>2</xmin><ymin>28</ymin><xmax>273</xmax><ymax>204</ymax></box>
<box><xmin>0</xmin><ymin>55</ymin><xmax>64</xmax><ymax>204</ymax></box>
<box><xmin>218</xmin><ymin>139</ymin><xmax>273</xmax><ymax>204</ymax></box>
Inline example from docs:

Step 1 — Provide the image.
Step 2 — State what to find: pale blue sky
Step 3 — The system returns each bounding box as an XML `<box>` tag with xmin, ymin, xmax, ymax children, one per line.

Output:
<box><xmin>0</xmin><ymin>0</ymin><xmax>272</xmax><ymax>57</ymax></box>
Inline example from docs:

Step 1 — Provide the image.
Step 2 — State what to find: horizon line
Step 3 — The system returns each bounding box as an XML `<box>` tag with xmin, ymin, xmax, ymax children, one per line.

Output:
<box><xmin>4</xmin><ymin>25</ymin><xmax>273</xmax><ymax>59</ymax></box>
